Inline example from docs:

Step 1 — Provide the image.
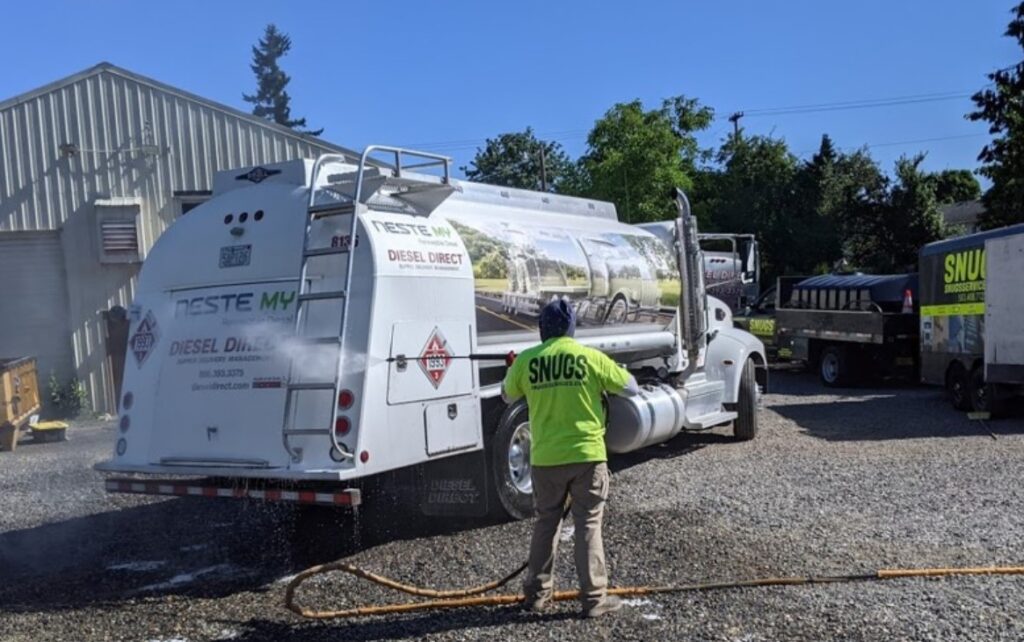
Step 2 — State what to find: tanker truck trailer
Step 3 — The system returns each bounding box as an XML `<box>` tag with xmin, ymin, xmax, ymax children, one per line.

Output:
<box><xmin>96</xmin><ymin>146</ymin><xmax>767</xmax><ymax>520</ymax></box>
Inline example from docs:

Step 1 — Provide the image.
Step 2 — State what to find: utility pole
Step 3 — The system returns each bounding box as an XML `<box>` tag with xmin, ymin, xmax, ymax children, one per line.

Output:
<box><xmin>728</xmin><ymin>111</ymin><xmax>744</xmax><ymax>138</ymax></box>
<box><xmin>539</xmin><ymin>144</ymin><xmax>548</xmax><ymax>192</ymax></box>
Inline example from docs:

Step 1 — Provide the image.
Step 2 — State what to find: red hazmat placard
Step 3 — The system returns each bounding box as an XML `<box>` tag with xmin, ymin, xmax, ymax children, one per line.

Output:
<box><xmin>418</xmin><ymin>328</ymin><xmax>453</xmax><ymax>389</ymax></box>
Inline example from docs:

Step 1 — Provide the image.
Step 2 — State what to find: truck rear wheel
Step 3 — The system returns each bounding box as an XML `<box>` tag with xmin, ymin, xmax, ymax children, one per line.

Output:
<box><xmin>733</xmin><ymin>358</ymin><xmax>759</xmax><ymax>441</ymax></box>
<box><xmin>969</xmin><ymin>367</ymin><xmax>1005</xmax><ymax>417</ymax></box>
<box><xmin>490</xmin><ymin>401</ymin><xmax>534</xmax><ymax>520</ymax></box>
<box><xmin>946</xmin><ymin>363</ymin><xmax>972</xmax><ymax>411</ymax></box>
<box><xmin>819</xmin><ymin>345</ymin><xmax>848</xmax><ymax>387</ymax></box>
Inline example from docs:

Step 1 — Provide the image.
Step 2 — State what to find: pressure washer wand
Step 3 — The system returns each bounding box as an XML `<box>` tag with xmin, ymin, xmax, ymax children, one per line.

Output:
<box><xmin>386</xmin><ymin>352</ymin><xmax>517</xmax><ymax>366</ymax></box>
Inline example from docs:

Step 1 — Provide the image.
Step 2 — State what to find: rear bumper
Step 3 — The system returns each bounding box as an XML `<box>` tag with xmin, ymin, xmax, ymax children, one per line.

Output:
<box><xmin>103</xmin><ymin>477</ymin><xmax>361</xmax><ymax>507</ymax></box>
<box><xmin>94</xmin><ymin>459</ymin><xmax>349</xmax><ymax>481</ymax></box>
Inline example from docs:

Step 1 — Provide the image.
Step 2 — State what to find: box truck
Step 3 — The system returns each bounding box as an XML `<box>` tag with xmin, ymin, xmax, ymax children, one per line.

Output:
<box><xmin>97</xmin><ymin>146</ymin><xmax>767</xmax><ymax>519</ymax></box>
<box><xmin>920</xmin><ymin>224</ymin><xmax>1024</xmax><ymax>415</ymax></box>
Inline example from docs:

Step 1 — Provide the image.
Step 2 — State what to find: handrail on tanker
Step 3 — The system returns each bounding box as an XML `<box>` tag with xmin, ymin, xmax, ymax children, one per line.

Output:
<box><xmin>306</xmin><ymin>147</ymin><xmax>452</xmax><ymax>210</ymax></box>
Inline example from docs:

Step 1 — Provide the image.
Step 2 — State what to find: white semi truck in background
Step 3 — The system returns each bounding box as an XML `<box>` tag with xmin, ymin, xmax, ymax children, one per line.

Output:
<box><xmin>97</xmin><ymin>146</ymin><xmax>767</xmax><ymax>520</ymax></box>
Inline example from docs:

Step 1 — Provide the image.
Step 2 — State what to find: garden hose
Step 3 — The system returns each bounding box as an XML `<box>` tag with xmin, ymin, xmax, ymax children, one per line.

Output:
<box><xmin>283</xmin><ymin>559</ymin><xmax>1024</xmax><ymax>620</ymax></box>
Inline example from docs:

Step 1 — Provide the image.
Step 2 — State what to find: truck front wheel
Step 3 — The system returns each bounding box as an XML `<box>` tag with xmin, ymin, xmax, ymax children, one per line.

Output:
<box><xmin>733</xmin><ymin>358</ymin><xmax>759</xmax><ymax>441</ymax></box>
<box><xmin>490</xmin><ymin>401</ymin><xmax>534</xmax><ymax>520</ymax></box>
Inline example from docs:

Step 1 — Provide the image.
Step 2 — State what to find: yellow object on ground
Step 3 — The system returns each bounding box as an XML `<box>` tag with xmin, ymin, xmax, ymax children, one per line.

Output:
<box><xmin>30</xmin><ymin>420</ymin><xmax>69</xmax><ymax>443</ymax></box>
<box><xmin>284</xmin><ymin>561</ymin><xmax>1024</xmax><ymax>620</ymax></box>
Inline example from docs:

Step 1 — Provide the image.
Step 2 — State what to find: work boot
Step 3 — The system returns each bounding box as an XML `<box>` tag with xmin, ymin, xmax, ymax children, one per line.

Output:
<box><xmin>584</xmin><ymin>595</ymin><xmax>623</xmax><ymax>618</ymax></box>
<box><xmin>522</xmin><ymin>594</ymin><xmax>550</xmax><ymax>613</ymax></box>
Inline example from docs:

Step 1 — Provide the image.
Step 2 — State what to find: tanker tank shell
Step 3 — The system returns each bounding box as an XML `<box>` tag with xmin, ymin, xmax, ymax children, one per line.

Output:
<box><xmin>436</xmin><ymin>193</ymin><xmax>683</xmax><ymax>339</ymax></box>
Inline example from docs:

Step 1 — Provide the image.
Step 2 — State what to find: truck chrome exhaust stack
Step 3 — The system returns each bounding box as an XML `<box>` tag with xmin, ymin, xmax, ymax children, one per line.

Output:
<box><xmin>673</xmin><ymin>188</ymin><xmax>708</xmax><ymax>373</ymax></box>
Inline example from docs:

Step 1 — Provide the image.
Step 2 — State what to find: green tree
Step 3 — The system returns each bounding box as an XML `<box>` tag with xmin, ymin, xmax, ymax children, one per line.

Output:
<box><xmin>844</xmin><ymin>155</ymin><xmax>944</xmax><ymax>272</ymax></box>
<box><xmin>705</xmin><ymin>134</ymin><xmax>798</xmax><ymax>282</ymax></box>
<box><xmin>462</xmin><ymin>128</ymin><xmax>573</xmax><ymax>191</ymax></box>
<box><xmin>575</xmin><ymin>96</ymin><xmax>714</xmax><ymax>222</ymax></box>
<box><xmin>927</xmin><ymin>169</ymin><xmax>982</xmax><ymax>205</ymax></box>
<box><xmin>243</xmin><ymin>24</ymin><xmax>322</xmax><ymax>135</ymax></box>
<box><xmin>968</xmin><ymin>2</ymin><xmax>1024</xmax><ymax>228</ymax></box>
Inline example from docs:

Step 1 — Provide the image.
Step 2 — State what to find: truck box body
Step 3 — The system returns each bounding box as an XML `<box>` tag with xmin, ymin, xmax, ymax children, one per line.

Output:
<box><xmin>919</xmin><ymin>224</ymin><xmax>1024</xmax><ymax>387</ymax></box>
<box><xmin>97</xmin><ymin>151</ymin><xmax>765</xmax><ymax>516</ymax></box>
<box><xmin>984</xmin><ymin>231</ymin><xmax>1024</xmax><ymax>385</ymax></box>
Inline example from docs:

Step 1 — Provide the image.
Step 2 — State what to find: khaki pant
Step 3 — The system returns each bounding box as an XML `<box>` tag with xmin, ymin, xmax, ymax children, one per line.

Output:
<box><xmin>523</xmin><ymin>461</ymin><xmax>610</xmax><ymax>609</ymax></box>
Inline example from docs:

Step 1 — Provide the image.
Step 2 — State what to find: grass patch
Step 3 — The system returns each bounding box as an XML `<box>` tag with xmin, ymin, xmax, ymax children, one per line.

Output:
<box><xmin>474</xmin><ymin>278</ymin><xmax>507</xmax><ymax>293</ymax></box>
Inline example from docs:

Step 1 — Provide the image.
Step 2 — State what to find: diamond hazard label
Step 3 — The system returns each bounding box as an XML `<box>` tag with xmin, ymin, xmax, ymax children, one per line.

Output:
<box><xmin>129</xmin><ymin>311</ymin><xmax>160</xmax><ymax>368</ymax></box>
<box><xmin>418</xmin><ymin>327</ymin><xmax>453</xmax><ymax>389</ymax></box>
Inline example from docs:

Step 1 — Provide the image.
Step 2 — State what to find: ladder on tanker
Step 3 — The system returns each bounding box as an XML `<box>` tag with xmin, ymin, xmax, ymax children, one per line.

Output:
<box><xmin>281</xmin><ymin>146</ymin><xmax>454</xmax><ymax>464</ymax></box>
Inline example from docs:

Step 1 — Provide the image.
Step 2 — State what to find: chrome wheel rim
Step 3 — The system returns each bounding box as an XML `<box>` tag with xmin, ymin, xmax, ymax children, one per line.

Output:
<box><xmin>508</xmin><ymin>422</ymin><xmax>532</xmax><ymax>495</ymax></box>
<box><xmin>821</xmin><ymin>353</ymin><xmax>839</xmax><ymax>383</ymax></box>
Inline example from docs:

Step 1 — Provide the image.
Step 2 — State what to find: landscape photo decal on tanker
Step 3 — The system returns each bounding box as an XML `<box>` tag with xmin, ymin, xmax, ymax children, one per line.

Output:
<box><xmin>446</xmin><ymin>217</ymin><xmax>680</xmax><ymax>336</ymax></box>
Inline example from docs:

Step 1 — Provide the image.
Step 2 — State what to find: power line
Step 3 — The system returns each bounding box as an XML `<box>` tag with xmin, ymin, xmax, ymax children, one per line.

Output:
<box><xmin>740</xmin><ymin>92</ymin><xmax>972</xmax><ymax>118</ymax></box>
<box><xmin>795</xmin><ymin>132</ymin><xmax>988</xmax><ymax>157</ymax></box>
<box><xmin>398</xmin><ymin>88</ymin><xmax>986</xmax><ymax>156</ymax></box>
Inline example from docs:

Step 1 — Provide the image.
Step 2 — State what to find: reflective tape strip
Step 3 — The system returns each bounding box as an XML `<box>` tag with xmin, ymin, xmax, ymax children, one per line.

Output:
<box><xmin>103</xmin><ymin>478</ymin><xmax>359</xmax><ymax>506</ymax></box>
<box><xmin>921</xmin><ymin>303</ymin><xmax>985</xmax><ymax>316</ymax></box>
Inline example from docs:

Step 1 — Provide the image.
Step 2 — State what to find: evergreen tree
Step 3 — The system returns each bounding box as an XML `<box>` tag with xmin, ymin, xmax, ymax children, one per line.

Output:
<box><xmin>968</xmin><ymin>2</ymin><xmax>1024</xmax><ymax>228</ymax></box>
<box><xmin>461</xmin><ymin>128</ymin><xmax>573</xmax><ymax>191</ymax></box>
<box><xmin>243</xmin><ymin>24</ymin><xmax>322</xmax><ymax>136</ymax></box>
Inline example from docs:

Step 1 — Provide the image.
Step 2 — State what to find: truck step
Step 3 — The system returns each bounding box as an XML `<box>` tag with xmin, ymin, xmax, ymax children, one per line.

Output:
<box><xmin>304</xmin><ymin>246</ymin><xmax>351</xmax><ymax>258</ymax></box>
<box><xmin>684</xmin><ymin>410</ymin><xmax>738</xmax><ymax>430</ymax></box>
<box><xmin>287</xmin><ymin>382</ymin><xmax>336</xmax><ymax>391</ymax></box>
<box><xmin>283</xmin><ymin>428</ymin><xmax>333</xmax><ymax>436</ymax></box>
<box><xmin>308</xmin><ymin>203</ymin><xmax>357</xmax><ymax>218</ymax></box>
<box><xmin>298</xmin><ymin>336</ymin><xmax>342</xmax><ymax>345</ymax></box>
<box><xmin>298</xmin><ymin>291</ymin><xmax>347</xmax><ymax>302</ymax></box>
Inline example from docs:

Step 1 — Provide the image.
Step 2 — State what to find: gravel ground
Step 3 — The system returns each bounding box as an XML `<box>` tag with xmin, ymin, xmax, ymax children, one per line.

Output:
<box><xmin>2</xmin><ymin>371</ymin><xmax>1024</xmax><ymax>641</ymax></box>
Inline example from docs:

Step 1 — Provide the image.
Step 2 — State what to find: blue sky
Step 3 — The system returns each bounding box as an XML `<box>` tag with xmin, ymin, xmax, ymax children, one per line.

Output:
<box><xmin>2</xmin><ymin>1</ymin><xmax>1018</xmax><ymax>181</ymax></box>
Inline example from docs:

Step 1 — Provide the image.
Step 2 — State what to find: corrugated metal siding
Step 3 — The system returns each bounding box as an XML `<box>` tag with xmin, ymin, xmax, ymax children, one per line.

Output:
<box><xmin>0</xmin><ymin>233</ymin><xmax>75</xmax><ymax>406</ymax></box>
<box><xmin>0</xmin><ymin>67</ymin><xmax>346</xmax><ymax>413</ymax></box>
<box><xmin>0</xmin><ymin>69</ymin><xmax>337</xmax><ymax>233</ymax></box>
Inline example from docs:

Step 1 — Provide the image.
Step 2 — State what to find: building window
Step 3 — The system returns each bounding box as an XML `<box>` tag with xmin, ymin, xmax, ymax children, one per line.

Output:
<box><xmin>175</xmin><ymin>190</ymin><xmax>212</xmax><ymax>216</ymax></box>
<box><xmin>180</xmin><ymin>201</ymin><xmax>205</xmax><ymax>216</ymax></box>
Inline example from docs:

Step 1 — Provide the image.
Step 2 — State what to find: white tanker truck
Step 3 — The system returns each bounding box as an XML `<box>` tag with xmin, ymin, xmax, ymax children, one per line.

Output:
<box><xmin>97</xmin><ymin>146</ymin><xmax>767</xmax><ymax>520</ymax></box>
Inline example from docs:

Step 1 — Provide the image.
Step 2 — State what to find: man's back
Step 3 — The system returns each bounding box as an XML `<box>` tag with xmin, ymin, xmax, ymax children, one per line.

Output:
<box><xmin>504</xmin><ymin>336</ymin><xmax>630</xmax><ymax>466</ymax></box>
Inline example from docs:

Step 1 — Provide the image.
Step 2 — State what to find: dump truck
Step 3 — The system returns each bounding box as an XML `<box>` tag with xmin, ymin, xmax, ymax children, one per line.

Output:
<box><xmin>775</xmin><ymin>273</ymin><xmax>919</xmax><ymax>386</ymax></box>
<box><xmin>920</xmin><ymin>224</ymin><xmax>1024</xmax><ymax>415</ymax></box>
<box><xmin>96</xmin><ymin>146</ymin><xmax>767</xmax><ymax>520</ymax></box>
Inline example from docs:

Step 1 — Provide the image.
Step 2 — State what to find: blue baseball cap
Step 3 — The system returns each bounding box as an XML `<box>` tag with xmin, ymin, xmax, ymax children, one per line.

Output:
<box><xmin>539</xmin><ymin>299</ymin><xmax>576</xmax><ymax>341</ymax></box>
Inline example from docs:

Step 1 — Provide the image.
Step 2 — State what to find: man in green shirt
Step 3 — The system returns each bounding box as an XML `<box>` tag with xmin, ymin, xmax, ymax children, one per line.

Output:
<box><xmin>503</xmin><ymin>299</ymin><xmax>638</xmax><ymax>618</ymax></box>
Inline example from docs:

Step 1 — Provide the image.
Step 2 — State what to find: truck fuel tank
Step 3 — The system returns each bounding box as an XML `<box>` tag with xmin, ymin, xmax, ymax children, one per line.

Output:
<box><xmin>605</xmin><ymin>383</ymin><xmax>686</xmax><ymax>454</ymax></box>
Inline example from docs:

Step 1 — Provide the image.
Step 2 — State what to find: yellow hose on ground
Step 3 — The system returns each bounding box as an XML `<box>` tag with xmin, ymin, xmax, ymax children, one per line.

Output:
<box><xmin>283</xmin><ymin>561</ymin><xmax>1024</xmax><ymax>620</ymax></box>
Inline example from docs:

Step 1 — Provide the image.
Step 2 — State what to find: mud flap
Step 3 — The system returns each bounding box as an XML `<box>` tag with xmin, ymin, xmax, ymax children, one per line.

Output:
<box><xmin>418</xmin><ymin>449</ymin><xmax>490</xmax><ymax>517</ymax></box>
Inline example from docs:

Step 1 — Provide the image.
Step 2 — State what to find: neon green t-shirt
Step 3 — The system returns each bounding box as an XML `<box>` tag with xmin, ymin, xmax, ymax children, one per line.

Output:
<box><xmin>502</xmin><ymin>336</ymin><xmax>631</xmax><ymax>467</ymax></box>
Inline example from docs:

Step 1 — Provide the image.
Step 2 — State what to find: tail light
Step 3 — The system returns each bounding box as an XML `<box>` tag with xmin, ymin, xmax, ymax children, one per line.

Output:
<box><xmin>334</xmin><ymin>416</ymin><xmax>351</xmax><ymax>436</ymax></box>
<box><xmin>902</xmin><ymin>289</ymin><xmax>914</xmax><ymax>314</ymax></box>
<box><xmin>338</xmin><ymin>389</ymin><xmax>355</xmax><ymax>409</ymax></box>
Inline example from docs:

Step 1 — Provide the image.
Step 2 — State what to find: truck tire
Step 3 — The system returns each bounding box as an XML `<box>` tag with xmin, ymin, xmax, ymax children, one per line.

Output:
<box><xmin>969</xmin><ymin>367</ymin><xmax>1005</xmax><ymax>417</ymax></box>
<box><xmin>946</xmin><ymin>363</ymin><xmax>972</xmax><ymax>411</ymax></box>
<box><xmin>819</xmin><ymin>345</ymin><xmax>848</xmax><ymax>387</ymax></box>
<box><xmin>733</xmin><ymin>358</ymin><xmax>759</xmax><ymax>441</ymax></box>
<box><xmin>489</xmin><ymin>401</ymin><xmax>534</xmax><ymax>520</ymax></box>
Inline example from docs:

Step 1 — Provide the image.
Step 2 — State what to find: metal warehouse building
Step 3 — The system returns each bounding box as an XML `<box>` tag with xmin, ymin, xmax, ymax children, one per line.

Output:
<box><xmin>0</xmin><ymin>62</ymin><xmax>357</xmax><ymax>414</ymax></box>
